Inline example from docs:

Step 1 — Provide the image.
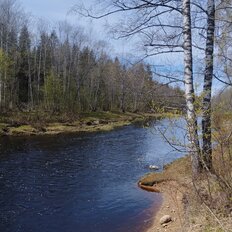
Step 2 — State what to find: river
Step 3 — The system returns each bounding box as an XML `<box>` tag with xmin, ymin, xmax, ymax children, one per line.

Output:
<box><xmin>0</xmin><ymin>118</ymin><xmax>186</xmax><ymax>232</ymax></box>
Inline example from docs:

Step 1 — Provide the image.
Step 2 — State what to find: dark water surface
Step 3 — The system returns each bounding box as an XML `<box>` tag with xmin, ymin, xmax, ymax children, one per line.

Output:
<box><xmin>0</xmin><ymin>119</ymin><xmax>185</xmax><ymax>232</ymax></box>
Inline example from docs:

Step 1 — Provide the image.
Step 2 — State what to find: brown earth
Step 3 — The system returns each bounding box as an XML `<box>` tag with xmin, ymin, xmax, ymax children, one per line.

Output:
<box><xmin>139</xmin><ymin>156</ymin><xmax>232</xmax><ymax>232</ymax></box>
<box><xmin>145</xmin><ymin>181</ymin><xmax>187</xmax><ymax>232</ymax></box>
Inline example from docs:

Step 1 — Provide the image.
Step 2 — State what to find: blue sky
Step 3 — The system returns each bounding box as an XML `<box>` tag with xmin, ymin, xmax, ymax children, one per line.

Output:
<box><xmin>19</xmin><ymin>0</ymin><xmax>184</xmax><ymax>63</ymax></box>
<box><xmin>20</xmin><ymin>0</ymin><xmax>78</xmax><ymax>22</ymax></box>
<box><xmin>20</xmin><ymin>0</ymin><xmax>131</xmax><ymax>57</ymax></box>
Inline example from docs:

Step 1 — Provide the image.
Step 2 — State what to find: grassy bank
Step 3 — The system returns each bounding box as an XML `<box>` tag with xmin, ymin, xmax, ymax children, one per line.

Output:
<box><xmin>139</xmin><ymin>155</ymin><xmax>232</xmax><ymax>231</ymax></box>
<box><xmin>0</xmin><ymin>111</ymin><xmax>176</xmax><ymax>136</ymax></box>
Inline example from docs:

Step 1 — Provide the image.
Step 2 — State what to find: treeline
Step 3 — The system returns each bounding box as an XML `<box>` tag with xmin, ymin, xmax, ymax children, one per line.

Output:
<box><xmin>0</xmin><ymin>0</ymin><xmax>184</xmax><ymax>115</ymax></box>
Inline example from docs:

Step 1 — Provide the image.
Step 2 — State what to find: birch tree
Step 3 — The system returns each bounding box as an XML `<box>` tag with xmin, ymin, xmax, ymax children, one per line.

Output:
<box><xmin>202</xmin><ymin>0</ymin><xmax>215</xmax><ymax>171</ymax></box>
<box><xmin>183</xmin><ymin>0</ymin><xmax>201</xmax><ymax>175</ymax></box>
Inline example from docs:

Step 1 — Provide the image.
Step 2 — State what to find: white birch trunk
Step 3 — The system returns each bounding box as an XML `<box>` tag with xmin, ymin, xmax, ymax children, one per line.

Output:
<box><xmin>183</xmin><ymin>0</ymin><xmax>201</xmax><ymax>175</ymax></box>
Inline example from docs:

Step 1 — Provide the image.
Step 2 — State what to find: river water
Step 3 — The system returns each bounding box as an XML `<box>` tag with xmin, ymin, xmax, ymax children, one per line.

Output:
<box><xmin>0</xmin><ymin>118</ymin><xmax>186</xmax><ymax>232</ymax></box>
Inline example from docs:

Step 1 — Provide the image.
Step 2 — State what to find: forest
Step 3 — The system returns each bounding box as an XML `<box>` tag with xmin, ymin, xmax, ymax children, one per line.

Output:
<box><xmin>0</xmin><ymin>0</ymin><xmax>184</xmax><ymax>118</ymax></box>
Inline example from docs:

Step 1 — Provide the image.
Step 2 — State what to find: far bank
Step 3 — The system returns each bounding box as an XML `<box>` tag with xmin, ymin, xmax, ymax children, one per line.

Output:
<box><xmin>0</xmin><ymin>111</ymin><xmax>179</xmax><ymax>137</ymax></box>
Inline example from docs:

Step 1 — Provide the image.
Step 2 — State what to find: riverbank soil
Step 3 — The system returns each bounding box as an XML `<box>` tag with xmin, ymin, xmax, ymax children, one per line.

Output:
<box><xmin>145</xmin><ymin>180</ymin><xmax>186</xmax><ymax>232</ymax></box>
<box><xmin>139</xmin><ymin>155</ymin><xmax>232</xmax><ymax>232</ymax></box>
<box><xmin>0</xmin><ymin>111</ymin><xmax>171</xmax><ymax>136</ymax></box>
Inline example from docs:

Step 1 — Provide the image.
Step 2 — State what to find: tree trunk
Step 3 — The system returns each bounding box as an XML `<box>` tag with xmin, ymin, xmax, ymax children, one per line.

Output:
<box><xmin>0</xmin><ymin>73</ymin><xmax>2</xmax><ymax>109</ymax></box>
<box><xmin>202</xmin><ymin>0</ymin><xmax>215</xmax><ymax>171</ymax></box>
<box><xmin>183</xmin><ymin>0</ymin><xmax>201</xmax><ymax>176</ymax></box>
<box><xmin>120</xmin><ymin>81</ymin><xmax>125</xmax><ymax>113</ymax></box>
<box><xmin>28</xmin><ymin>54</ymin><xmax>33</xmax><ymax>109</ymax></box>
<box><xmin>3</xmin><ymin>68</ymin><xmax>6</xmax><ymax>110</ymax></box>
<box><xmin>37</xmin><ymin>47</ymin><xmax>42</xmax><ymax>103</ymax></box>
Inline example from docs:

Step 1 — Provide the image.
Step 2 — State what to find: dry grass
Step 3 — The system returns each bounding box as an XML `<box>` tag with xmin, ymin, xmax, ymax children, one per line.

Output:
<box><xmin>139</xmin><ymin>151</ymin><xmax>232</xmax><ymax>231</ymax></box>
<box><xmin>0</xmin><ymin>111</ymin><xmax>180</xmax><ymax>136</ymax></box>
<box><xmin>0</xmin><ymin>111</ymin><xmax>144</xmax><ymax>136</ymax></box>
<box><xmin>139</xmin><ymin>156</ymin><xmax>192</xmax><ymax>186</ymax></box>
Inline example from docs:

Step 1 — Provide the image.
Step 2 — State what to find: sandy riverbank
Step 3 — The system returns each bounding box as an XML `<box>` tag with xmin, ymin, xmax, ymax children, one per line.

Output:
<box><xmin>139</xmin><ymin>155</ymin><xmax>232</xmax><ymax>232</ymax></box>
<box><xmin>144</xmin><ymin>181</ymin><xmax>186</xmax><ymax>232</ymax></box>
<box><xmin>139</xmin><ymin>156</ymin><xmax>190</xmax><ymax>232</ymax></box>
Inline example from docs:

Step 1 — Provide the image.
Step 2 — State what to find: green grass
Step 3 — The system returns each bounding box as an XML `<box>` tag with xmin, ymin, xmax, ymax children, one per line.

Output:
<box><xmin>10</xmin><ymin>125</ymin><xmax>37</xmax><ymax>135</ymax></box>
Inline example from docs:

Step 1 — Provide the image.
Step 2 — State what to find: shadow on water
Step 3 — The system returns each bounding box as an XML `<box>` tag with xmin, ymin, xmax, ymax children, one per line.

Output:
<box><xmin>0</xmin><ymin>118</ymin><xmax>185</xmax><ymax>232</ymax></box>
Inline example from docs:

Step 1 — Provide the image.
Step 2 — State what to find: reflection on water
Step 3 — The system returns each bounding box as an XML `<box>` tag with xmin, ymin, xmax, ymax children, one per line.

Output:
<box><xmin>0</xmin><ymin>118</ymin><xmax>185</xmax><ymax>232</ymax></box>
